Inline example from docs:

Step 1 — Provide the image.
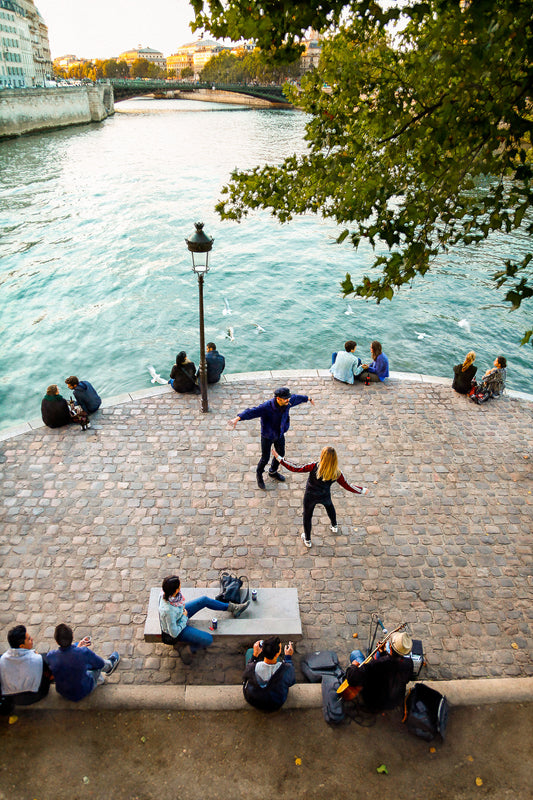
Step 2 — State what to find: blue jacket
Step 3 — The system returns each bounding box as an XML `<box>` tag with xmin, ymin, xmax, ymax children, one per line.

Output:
<box><xmin>72</xmin><ymin>380</ymin><xmax>101</xmax><ymax>413</ymax></box>
<box><xmin>46</xmin><ymin>645</ymin><xmax>104</xmax><ymax>702</ymax></box>
<box><xmin>206</xmin><ymin>350</ymin><xmax>225</xmax><ymax>383</ymax></box>
<box><xmin>368</xmin><ymin>353</ymin><xmax>389</xmax><ymax>381</ymax></box>
<box><xmin>238</xmin><ymin>395</ymin><xmax>308</xmax><ymax>440</ymax></box>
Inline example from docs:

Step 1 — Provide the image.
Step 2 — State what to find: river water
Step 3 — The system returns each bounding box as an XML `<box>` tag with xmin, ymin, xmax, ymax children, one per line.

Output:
<box><xmin>0</xmin><ymin>97</ymin><xmax>530</xmax><ymax>430</ymax></box>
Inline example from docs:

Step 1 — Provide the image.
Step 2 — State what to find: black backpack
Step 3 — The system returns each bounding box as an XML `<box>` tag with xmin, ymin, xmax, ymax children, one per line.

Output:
<box><xmin>321</xmin><ymin>674</ymin><xmax>346</xmax><ymax>725</ymax></box>
<box><xmin>301</xmin><ymin>650</ymin><xmax>344</xmax><ymax>683</ymax></box>
<box><xmin>215</xmin><ymin>570</ymin><xmax>249</xmax><ymax>605</ymax></box>
<box><xmin>404</xmin><ymin>683</ymin><xmax>449</xmax><ymax>741</ymax></box>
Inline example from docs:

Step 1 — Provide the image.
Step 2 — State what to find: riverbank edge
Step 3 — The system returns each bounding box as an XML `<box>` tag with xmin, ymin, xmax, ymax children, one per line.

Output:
<box><xmin>2</xmin><ymin>369</ymin><xmax>532</xmax><ymax>440</ymax></box>
<box><xmin>1</xmin><ymin>369</ymin><xmax>531</xmax><ymax>443</ymax></box>
<box><xmin>12</xmin><ymin>677</ymin><xmax>533</xmax><ymax>713</ymax></box>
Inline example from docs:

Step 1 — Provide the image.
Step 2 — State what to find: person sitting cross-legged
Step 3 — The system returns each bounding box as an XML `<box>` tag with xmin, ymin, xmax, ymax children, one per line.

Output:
<box><xmin>242</xmin><ymin>637</ymin><xmax>295</xmax><ymax>712</ymax></box>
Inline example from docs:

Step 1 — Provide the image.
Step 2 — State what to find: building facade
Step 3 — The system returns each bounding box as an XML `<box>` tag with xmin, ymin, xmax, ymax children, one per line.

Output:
<box><xmin>0</xmin><ymin>0</ymin><xmax>51</xmax><ymax>88</ymax></box>
<box><xmin>167</xmin><ymin>39</ymin><xmax>226</xmax><ymax>79</ymax></box>
<box><xmin>118</xmin><ymin>46</ymin><xmax>166</xmax><ymax>69</ymax></box>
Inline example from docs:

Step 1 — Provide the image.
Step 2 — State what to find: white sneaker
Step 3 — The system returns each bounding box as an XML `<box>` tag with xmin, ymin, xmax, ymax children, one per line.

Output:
<box><xmin>361</xmin><ymin>487</ymin><xmax>369</xmax><ymax>495</ymax></box>
<box><xmin>330</xmin><ymin>525</ymin><xmax>338</xmax><ymax>533</ymax></box>
<box><xmin>301</xmin><ymin>533</ymin><xmax>312</xmax><ymax>548</ymax></box>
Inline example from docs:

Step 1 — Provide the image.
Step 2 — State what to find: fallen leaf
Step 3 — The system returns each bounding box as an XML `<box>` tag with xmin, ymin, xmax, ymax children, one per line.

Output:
<box><xmin>475</xmin><ymin>777</ymin><xmax>483</xmax><ymax>786</ymax></box>
<box><xmin>295</xmin><ymin>757</ymin><xmax>302</xmax><ymax>766</ymax></box>
<box><xmin>429</xmin><ymin>747</ymin><xmax>436</xmax><ymax>754</ymax></box>
<box><xmin>467</xmin><ymin>756</ymin><xmax>474</xmax><ymax>762</ymax></box>
<box><xmin>8</xmin><ymin>715</ymin><xmax>18</xmax><ymax>725</ymax></box>
<box><xmin>140</xmin><ymin>736</ymin><xmax>147</xmax><ymax>743</ymax></box>
<box><xmin>352</xmin><ymin>632</ymin><xmax>358</xmax><ymax>638</ymax></box>
<box><xmin>511</xmin><ymin>642</ymin><xmax>519</xmax><ymax>650</ymax></box>
<box><xmin>376</xmin><ymin>764</ymin><xmax>388</xmax><ymax>774</ymax></box>
<box><xmin>82</xmin><ymin>777</ymin><xmax>89</xmax><ymax>785</ymax></box>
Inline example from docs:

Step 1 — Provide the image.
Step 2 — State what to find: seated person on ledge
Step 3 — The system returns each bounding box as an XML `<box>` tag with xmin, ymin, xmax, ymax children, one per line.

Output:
<box><xmin>356</xmin><ymin>340</ymin><xmax>389</xmax><ymax>383</ymax></box>
<box><xmin>41</xmin><ymin>384</ymin><xmax>86</xmax><ymax>429</ymax></box>
<box><xmin>204</xmin><ymin>342</ymin><xmax>225</xmax><ymax>384</ymax></box>
<box><xmin>65</xmin><ymin>376</ymin><xmax>101</xmax><ymax>414</ymax></box>
<box><xmin>169</xmin><ymin>351</ymin><xmax>199</xmax><ymax>394</ymax></box>
<box><xmin>330</xmin><ymin>340</ymin><xmax>363</xmax><ymax>384</ymax></box>
<box><xmin>243</xmin><ymin>637</ymin><xmax>295</xmax><ymax>712</ymax></box>
<box><xmin>0</xmin><ymin>625</ymin><xmax>52</xmax><ymax>714</ymax></box>
<box><xmin>452</xmin><ymin>351</ymin><xmax>477</xmax><ymax>394</ymax></box>
<box><xmin>479</xmin><ymin>356</ymin><xmax>507</xmax><ymax>397</ymax></box>
<box><xmin>46</xmin><ymin>624</ymin><xmax>119</xmax><ymax>702</ymax></box>
<box><xmin>158</xmin><ymin>575</ymin><xmax>249</xmax><ymax>665</ymax></box>
<box><xmin>344</xmin><ymin>631</ymin><xmax>414</xmax><ymax>712</ymax></box>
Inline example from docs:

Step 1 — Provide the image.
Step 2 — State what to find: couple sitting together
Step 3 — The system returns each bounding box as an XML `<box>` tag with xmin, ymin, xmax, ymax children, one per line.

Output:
<box><xmin>168</xmin><ymin>344</ymin><xmax>225</xmax><ymax>394</ymax></box>
<box><xmin>330</xmin><ymin>340</ymin><xmax>389</xmax><ymax>385</ymax></box>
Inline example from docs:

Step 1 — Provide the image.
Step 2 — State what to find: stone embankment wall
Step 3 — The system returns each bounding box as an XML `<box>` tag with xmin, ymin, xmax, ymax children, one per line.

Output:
<box><xmin>0</xmin><ymin>85</ymin><xmax>114</xmax><ymax>139</ymax></box>
<box><xmin>170</xmin><ymin>88</ymin><xmax>291</xmax><ymax>108</ymax></box>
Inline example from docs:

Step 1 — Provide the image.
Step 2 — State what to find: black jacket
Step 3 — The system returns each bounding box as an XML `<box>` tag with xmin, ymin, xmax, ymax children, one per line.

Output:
<box><xmin>346</xmin><ymin>653</ymin><xmax>414</xmax><ymax>711</ymax></box>
<box><xmin>41</xmin><ymin>395</ymin><xmax>72</xmax><ymax>428</ymax></box>
<box><xmin>170</xmin><ymin>361</ymin><xmax>197</xmax><ymax>393</ymax></box>
<box><xmin>452</xmin><ymin>364</ymin><xmax>477</xmax><ymax>394</ymax></box>
<box><xmin>243</xmin><ymin>657</ymin><xmax>295</xmax><ymax>712</ymax></box>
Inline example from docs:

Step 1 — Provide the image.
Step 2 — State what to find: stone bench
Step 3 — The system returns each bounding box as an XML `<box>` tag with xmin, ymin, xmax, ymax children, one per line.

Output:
<box><xmin>144</xmin><ymin>587</ymin><xmax>302</xmax><ymax>644</ymax></box>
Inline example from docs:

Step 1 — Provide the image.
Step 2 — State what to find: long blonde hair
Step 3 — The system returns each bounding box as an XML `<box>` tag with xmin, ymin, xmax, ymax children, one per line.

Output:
<box><xmin>462</xmin><ymin>351</ymin><xmax>476</xmax><ymax>372</ymax></box>
<box><xmin>317</xmin><ymin>446</ymin><xmax>341</xmax><ymax>482</ymax></box>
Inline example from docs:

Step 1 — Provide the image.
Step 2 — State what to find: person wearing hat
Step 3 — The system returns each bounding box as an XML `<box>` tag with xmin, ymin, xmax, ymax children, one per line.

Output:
<box><xmin>343</xmin><ymin>631</ymin><xmax>414</xmax><ymax>712</ymax></box>
<box><xmin>229</xmin><ymin>388</ymin><xmax>314</xmax><ymax>490</ymax></box>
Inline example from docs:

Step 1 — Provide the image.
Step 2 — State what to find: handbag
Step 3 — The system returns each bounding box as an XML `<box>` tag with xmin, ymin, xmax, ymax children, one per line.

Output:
<box><xmin>215</xmin><ymin>570</ymin><xmax>249</xmax><ymax>605</ymax></box>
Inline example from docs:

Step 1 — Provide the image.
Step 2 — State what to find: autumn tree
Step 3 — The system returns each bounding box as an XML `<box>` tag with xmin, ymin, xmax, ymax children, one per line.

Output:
<box><xmin>191</xmin><ymin>0</ymin><xmax>533</xmax><ymax>343</ymax></box>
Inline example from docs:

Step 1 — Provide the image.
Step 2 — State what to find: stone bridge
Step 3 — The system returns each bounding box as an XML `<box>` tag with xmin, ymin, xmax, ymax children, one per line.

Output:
<box><xmin>110</xmin><ymin>79</ymin><xmax>291</xmax><ymax>107</ymax></box>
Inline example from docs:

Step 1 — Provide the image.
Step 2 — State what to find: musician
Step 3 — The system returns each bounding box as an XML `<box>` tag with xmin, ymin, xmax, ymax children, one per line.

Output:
<box><xmin>344</xmin><ymin>631</ymin><xmax>414</xmax><ymax>711</ymax></box>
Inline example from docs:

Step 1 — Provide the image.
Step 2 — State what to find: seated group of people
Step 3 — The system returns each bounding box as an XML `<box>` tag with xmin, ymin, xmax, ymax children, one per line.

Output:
<box><xmin>330</xmin><ymin>340</ymin><xmax>389</xmax><ymax>385</ymax></box>
<box><xmin>168</xmin><ymin>343</ymin><xmax>225</xmax><ymax>394</ymax></box>
<box><xmin>41</xmin><ymin>376</ymin><xmax>101</xmax><ymax>431</ymax></box>
<box><xmin>0</xmin><ymin>623</ymin><xmax>119</xmax><ymax>714</ymax></box>
<box><xmin>452</xmin><ymin>351</ymin><xmax>507</xmax><ymax>400</ymax></box>
<box><xmin>157</xmin><ymin>574</ymin><xmax>414</xmax><ymax>714</ymax></box>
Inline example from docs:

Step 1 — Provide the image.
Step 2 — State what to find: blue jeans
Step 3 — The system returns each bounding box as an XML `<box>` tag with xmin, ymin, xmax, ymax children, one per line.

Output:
<box><xmin>177</xmin><ymin>596</ymin><xmax>229</xmax><ymax>652</ymax></box>
<box><xmin>350</xmin><ymin>649</ymin><xmax>365</xmax><ymax>664</ymax></box>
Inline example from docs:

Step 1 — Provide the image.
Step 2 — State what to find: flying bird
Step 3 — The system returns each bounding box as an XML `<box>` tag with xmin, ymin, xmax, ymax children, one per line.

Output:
<box><xmin>148</xmin><ymin>366</ymin><xmax>168</xmax><ymax>385</ymax></box>
<box><xmin>222</xmin><ymin>298</ymin><xmax>232</xmax><ymax>316</ymax></box>
<box><xmin>225</xmin><ymin>327</ymin><xmax>235</xmax><ymax>341</ymax></box>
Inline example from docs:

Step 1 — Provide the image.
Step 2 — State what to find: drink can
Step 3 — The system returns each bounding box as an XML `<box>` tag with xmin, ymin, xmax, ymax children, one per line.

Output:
<box><xmin>211</xmin><ymin>618</ymin><xmax>218</xmax><ymax>630</ymax></box>
<box><xmin>251</xmin><ymin>589</ymin><xmax>258</xmax><ymax>601</ymax></box>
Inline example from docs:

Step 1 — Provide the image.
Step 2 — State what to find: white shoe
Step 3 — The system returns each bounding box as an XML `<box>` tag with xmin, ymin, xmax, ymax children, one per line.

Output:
<box><xmin>301</xmin><ymin>533</ymin><xmax>312</xmax><ymax>548</ymax></box>
<box><xmin>330</xmin><ymin>525</ymin><xmax>338</xmax><ymax>533</ymax></box>
<box><xmin>361</xmin><ymin>487</ymin><xmax>368</xmax><ymax>495</ymax></box>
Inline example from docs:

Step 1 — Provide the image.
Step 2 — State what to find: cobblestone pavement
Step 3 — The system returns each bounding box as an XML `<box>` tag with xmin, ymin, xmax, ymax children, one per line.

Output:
<box><xmin>1</xmin><ymin>375</ymin><xmax>531</xmax><ymax>687</ymax></box>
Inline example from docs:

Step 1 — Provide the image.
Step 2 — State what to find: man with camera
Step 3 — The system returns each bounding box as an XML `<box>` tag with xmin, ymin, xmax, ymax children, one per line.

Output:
<box><xmin>242</xmin><ymin>636</ymin><xmax>295</xmax><ymax>712</ymax></box>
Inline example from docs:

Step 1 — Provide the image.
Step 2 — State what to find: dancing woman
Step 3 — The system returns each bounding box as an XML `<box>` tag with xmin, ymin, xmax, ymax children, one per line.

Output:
<box><xmin>272</xmin><ymin>446</ymin><xmax>368</xmax><ymax>548</ymax></box>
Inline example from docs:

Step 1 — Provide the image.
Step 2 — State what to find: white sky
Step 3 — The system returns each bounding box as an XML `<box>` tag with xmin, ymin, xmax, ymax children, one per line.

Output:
<box><xmin>36</xmin><ymin>1</ymin><xmax>198</xmax><ymax>59</ymax></box>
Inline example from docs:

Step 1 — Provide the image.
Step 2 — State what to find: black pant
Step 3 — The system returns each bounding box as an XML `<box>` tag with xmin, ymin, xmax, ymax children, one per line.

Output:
<box><xmin>303</xmin><ymin>495</ymin><xmax>336</xmax><ymax>541</ymax></box>
<box><xmin>257</xmin><ymin>435</ymin><xmax>285</xmax><ymax>476</ymax></box>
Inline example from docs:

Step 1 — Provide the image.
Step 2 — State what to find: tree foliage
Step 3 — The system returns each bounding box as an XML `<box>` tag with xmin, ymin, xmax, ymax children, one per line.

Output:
<box><xmin>191</xmin><ymin>0</ymin><xmax>533</xmax><ymax>343</ymax></box>
<box><xmin>200</xmin><ymin>49</ymin><xmax>301</xmax><ymax>83</ymax></box>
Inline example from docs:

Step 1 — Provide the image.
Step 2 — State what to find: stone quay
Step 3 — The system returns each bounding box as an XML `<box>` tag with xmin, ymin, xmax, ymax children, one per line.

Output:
<box><xmin>0</xmin><ymin>370</ymin><xmax>531</xmax><ymax>688</ymax></box>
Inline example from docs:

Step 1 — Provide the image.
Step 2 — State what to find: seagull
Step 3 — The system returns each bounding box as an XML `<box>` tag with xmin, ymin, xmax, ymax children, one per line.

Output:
<box><xmin>222</xmin><ymin>298</ymin><xmax>232</xmax><ymax>316</ymax></box>
<box><xmin>253</xmin><ymin>323</ymin><xmax>265</xmax><ymax>334</ymax></box>
<box><xmin>225</xmin><ymin>327</ymin><xmax>235</xmax><ymax>342</ymax></box>
<box><xmin>414</xmin><ymin>330</ymin><xmax>430</xmax><ymax>340</ymax></box>
<box><xmin>344</xmin><ymin>304</ymin><xmax>354</xmax><ymax>315</ymax></box>
<box><xmin>148</xmin><ymin>366</ymin><xmax>168</xmax><ymax>385</ymax></box>
<box><xmin>458</xmin><ymin>319</ymin><xmax>471</xmax><ymax>334</ymax></box>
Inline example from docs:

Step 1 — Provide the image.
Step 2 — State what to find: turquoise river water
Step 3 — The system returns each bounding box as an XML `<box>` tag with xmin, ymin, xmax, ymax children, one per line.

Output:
<box><xmin>0</xmin><ymin>97</ymin><xmax>530</xmax><ymax>430</ymax></box>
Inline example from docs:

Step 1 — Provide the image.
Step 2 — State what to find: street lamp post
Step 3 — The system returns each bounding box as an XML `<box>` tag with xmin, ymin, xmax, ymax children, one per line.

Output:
<box><xmin>185</xmin><ymin>222</ymin><xmax>214</xmax><ymax>414</ymax></box>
